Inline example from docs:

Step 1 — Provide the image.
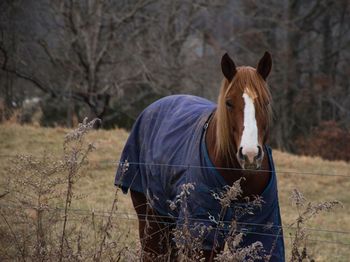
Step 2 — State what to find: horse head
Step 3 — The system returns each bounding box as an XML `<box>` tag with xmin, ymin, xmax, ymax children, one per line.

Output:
<box><xmin>216</xmin><ymin>52</ymin><xmax>272</xmax><ymax>170</ymax></box>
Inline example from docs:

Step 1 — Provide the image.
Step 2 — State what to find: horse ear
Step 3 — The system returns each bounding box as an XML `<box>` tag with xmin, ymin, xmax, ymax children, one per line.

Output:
<box><xmin>257</xmin><ymin>51</ymin><xmax>272</xmax><ymax>80</ymax></box>
<box><xmin>221</xmin><ymin>53</ymin><xmax>236</xmax><ymax>82</ymax></box>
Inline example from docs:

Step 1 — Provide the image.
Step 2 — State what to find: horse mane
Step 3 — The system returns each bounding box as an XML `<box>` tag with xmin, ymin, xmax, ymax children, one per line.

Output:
<box><xmin>215</xmin><ymin>66</ymin><xmax>272</xmax><ymax>164</ymax></box>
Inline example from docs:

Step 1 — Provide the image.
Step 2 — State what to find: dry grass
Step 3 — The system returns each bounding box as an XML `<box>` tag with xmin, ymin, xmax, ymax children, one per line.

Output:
<box><xmin>0</xmin><ymin>123</ymin><xmax>349</xmax><ymax>261</ymax></box>
<box><xmin>274</xmin><ymin>152</ymin><xmax>350</xmax><ymax>261</ymax></box>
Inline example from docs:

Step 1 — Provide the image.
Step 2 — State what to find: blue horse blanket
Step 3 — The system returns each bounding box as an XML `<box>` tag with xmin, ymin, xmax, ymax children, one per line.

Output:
<box><xmin>115</xmin><ymin>95</ymin><xmax>285</xmax><ymax>261</ymax></box>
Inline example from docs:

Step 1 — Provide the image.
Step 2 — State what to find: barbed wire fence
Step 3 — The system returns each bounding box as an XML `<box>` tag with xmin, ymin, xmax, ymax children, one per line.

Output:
<box><xmin>1</xmin><ymin>154</ymin><xmax>350</xmax><ymax>178</ymax></box>
<box><xmin>0</xmin><ymin>202</ymin><xmax>349</xmax><ymax>241</ymax></box>
<box><xmin>0</xmin><ymin>202</ymin><xmax>349</xmax><ymax>260</ymax></box>
<box><xmin>0</xmin><ymin>153</ymin><xmax>349</xmax><ymax>258</ymax></box>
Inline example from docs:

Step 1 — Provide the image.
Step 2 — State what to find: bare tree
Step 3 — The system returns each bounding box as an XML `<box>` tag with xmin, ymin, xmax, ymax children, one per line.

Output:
<box><xmin>1</xmin><ymin>0</ymin><xmax>350</xmax><ymax>158</ymax></box>
<box><xmin>1</xmin><ymin>0</ymin><xmax>155</xmax><ymax>126</ymax></box>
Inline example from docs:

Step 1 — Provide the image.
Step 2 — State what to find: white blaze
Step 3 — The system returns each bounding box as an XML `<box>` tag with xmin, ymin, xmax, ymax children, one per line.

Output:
<box><xmin>241</xmin><ymin>92</ymin><xmax>258</xmax><ymax>156</ymax></box>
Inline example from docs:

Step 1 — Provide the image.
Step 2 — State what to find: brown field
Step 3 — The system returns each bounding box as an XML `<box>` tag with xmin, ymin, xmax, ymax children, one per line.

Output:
<box><xmin>0</xmin><ymin>123</ymin><xmax>349</xmax><ymax>261</ymax></box>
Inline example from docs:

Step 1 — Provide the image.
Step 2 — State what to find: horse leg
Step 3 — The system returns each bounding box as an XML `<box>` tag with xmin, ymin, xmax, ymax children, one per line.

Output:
<box><xmin>202</xmin><ymin>245</ymin><xmax>224</xmax><ymax>262</ymax></box>
<box><xmin>130</xmin><ymin>190</ymin><xmax>173</xmax><ymax>261</ymax></box>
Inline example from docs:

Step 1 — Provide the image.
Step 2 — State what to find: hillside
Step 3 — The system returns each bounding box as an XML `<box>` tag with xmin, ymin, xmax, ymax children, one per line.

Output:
<box><xmin>0</xmin><ymin>123</ymin><xmax>349</xmax><ymax>261</ymax></box>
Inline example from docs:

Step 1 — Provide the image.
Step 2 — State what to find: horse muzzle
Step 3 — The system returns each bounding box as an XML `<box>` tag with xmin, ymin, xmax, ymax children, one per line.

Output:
<box><xmin>237</xmin><ymin>145</ymin><xmax>264</xmax><ymax>170</ymax></box>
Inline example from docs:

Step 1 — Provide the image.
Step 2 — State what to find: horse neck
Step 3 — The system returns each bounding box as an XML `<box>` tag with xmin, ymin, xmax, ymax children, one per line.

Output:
<box><xmin>205</xmin><ymin>112</ymin><xmax>271</xmax><ymax>196</ymax></box>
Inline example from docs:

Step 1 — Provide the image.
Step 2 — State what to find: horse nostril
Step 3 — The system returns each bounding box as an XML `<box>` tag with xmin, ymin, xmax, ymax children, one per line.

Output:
<box><xmin>238</xmin><ymin>147</ymin><xmax>244</xmax><ymax>160</ymax></box>
<box><xmin>255</xmin><ymin>146</ymin><xmax>263</xmax><ymax>160</ymax></box>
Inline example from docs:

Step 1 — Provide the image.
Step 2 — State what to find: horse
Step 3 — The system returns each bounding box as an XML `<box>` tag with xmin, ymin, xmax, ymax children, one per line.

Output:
<box><xmin>115</xmin><ymin>52</ymin><xmax>285</xmax><ymax>261</ymax></box>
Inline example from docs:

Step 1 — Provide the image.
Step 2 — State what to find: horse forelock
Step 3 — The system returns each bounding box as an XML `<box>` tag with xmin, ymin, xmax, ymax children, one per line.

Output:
<box><xmin>215</xmin><ymin>66</ymin><xmax>272</xmax><ymax>163</ymax></box>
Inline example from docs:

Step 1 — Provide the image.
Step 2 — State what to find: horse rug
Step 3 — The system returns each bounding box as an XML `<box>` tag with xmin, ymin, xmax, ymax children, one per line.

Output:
<box><xmin>114</xmin><ymin>95</ymin><xmax>285</xmax><ymax>261</ymax></box>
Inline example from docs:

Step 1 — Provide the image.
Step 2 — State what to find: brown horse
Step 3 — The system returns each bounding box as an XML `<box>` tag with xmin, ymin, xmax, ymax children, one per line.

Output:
<box><xmin>116</xmin><ymin>52</ymin><xmax>283</xmax><ymax>261</ymax></box>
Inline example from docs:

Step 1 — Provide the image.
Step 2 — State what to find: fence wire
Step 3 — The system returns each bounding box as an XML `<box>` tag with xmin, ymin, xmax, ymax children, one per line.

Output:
<box><xmin>0</xmin><ymin>203</ymin><xmax>350</xmax><ymax>247</ymax></box>
<box><xmin>1</xmin><ymin>154</ymin><xmax>350</xmax><ymax>178</ymax></box>
<box><xmin>1</xmin><ymin>208</ymin><xmax>350</xmax><ymax>248</ymax></box>
<box><xmin>1</xmin><ymin>153</ymin><xmax>350</xmax><ymax>250</ymax></box>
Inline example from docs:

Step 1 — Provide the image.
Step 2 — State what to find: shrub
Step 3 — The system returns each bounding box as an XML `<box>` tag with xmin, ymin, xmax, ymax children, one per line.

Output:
<box><xmin>0</xmin><ymin>118</ymin><xmax>136</xmax><ymax>261</ymax></box>
<box><xmin>295</xmin><ymin>121</ymin><xmax>350</xmax><ymax>161</ymax></box>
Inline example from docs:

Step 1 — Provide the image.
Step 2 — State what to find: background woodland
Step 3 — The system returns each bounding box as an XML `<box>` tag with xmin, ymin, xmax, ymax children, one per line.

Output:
<box><xmin>1</xmin><ymin>0</ymin><xmax>350</xmax><ymax>160</ymax></box>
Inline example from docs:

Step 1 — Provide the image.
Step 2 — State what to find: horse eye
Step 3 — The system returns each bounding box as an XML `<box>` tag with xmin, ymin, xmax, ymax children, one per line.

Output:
<box><xmin>225</xmin><ymin>100</ymin><xmax>233</xmax><ymax>109</ymax></box>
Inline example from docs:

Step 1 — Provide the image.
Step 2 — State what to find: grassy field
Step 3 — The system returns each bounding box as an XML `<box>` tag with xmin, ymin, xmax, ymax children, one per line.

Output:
<box><xmin>0</xmin><ymin>123</ymin><xmax>349</xmax><ymax>261</ymax></box>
